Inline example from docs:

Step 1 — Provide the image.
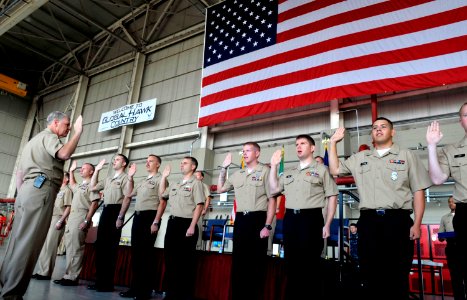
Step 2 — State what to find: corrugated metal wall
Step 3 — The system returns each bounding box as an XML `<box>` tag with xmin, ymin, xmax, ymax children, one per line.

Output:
<box><xmin>0</xmin><ymin>93</ymin><xmax>30</xmax><ymax>198</ymax></box>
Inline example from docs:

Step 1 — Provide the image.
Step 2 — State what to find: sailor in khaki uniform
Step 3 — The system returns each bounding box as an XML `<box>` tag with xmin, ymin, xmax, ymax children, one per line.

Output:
<box><xmin>159</xmin><ymin>156</ymin><xmax>205</xmax><ymax>299</ymax></box>
<box><xmin>119</xmin><ymin>155</ymin><xmax>168</xmax><ymax>300</ymax></box>
<box><xmin>33</xmin><ymin>173</ymin><xmax>73</xmax><ymax>280</ymax></box>
<box><xmin>438</xmin><ymin>197</ymin><xmax>465</xmax><ymax>300</ymax></box>
<box><xmin>89</xmin><ymin>155</ymin><xmax>135</xmax><ymax>292</ymax></box>
<box><xmin>217</xmin><ymin>142</ymin><xmax>276</xmax><ymax>300</ymax></box>
<box><xmin>329</xmin><ymin>117</ymin><xmax>431</xmax><ymax>300</ymax></box>
<box><xmin>54</xmin><ymin>161</ymin><xmax>100</xmax><ymax>286</ymax></box>
<box><xmin>427</xmin><ymin>102</ymin><xmax>467</xmax><ymax>300</ymax></box>
<box><xmin>194</xmin><ymin>170</ymin><xmax>213</xmax><ymax>250</ymax></box>
<box><xmin>0</xmin><ymin>111</ymin><xmax>82</xmax><ymax>300</ymax></box>
<box><xmin>159</xmin><ymin>156</ymin><xmax>204</xmax><ymax>300</ymax></box>
<box><xmin>269</xmin><ymin>135</ymin><xmax>338</xmax><ymax>300</ymax></box>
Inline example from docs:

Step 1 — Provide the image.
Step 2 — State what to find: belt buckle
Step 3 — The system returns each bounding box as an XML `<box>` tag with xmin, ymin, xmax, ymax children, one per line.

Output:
<box><xmin>169</xmin><ymin>215</ymin><xmax>175</xmax><ymax>219</ymax></box>
<box><xmin>376</xmin><ymin>209</ymin><xmax>385</xmax><ymax>216</ymax></box>
<box><xmin>293</xmin><ymin>209</ymin><xmax>300</xmax><ymax>214</ymax></box>
<box><xmin>243</xmin><ymin>211</ymin><xmax>249</xmax><ymax>216</ymax></box>
<box><xmin>135</xmin><ymin>211</ymin><xmax>140</xmax><ymax>215</ymax></box>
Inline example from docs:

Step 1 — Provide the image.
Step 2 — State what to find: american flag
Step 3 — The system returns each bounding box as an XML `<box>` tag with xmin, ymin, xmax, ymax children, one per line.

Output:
<box><xmin>198</xmin><ymin>0</ymin><xmax>467</xmax><ymax>127</ymax></box>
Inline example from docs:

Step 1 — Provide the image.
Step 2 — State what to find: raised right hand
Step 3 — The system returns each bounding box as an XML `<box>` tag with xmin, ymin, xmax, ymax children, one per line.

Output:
<box><xmin>330</xmin><ymin>128</ymin><xmax>345</xmax><ymax>143</ymax></box>
<box><xmin>95</xmin><ymin>159</ymin><xmax>106</xmax><ymax>171</ymax></box>
<box><xmin>426</xmin><ymin>121</ymin><xmax>443</xmax><ymax>146</ymax></box>
<box><xmin>270</xmin><ymin>149</ymin><xmax>282</xmax><ymax>167</ymax></box>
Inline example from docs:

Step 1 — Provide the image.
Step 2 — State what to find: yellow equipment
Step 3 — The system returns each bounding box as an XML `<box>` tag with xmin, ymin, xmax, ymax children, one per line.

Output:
<box><xmin>0</xmin><ymin>73</ymin><xmax>27</xmax><ymax>97</ymax></box>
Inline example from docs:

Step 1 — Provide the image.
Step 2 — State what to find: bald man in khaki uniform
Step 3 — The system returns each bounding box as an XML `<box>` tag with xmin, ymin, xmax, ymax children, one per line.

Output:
<box><xmin>427</xmin><ymin>102</ymin><xmax>467</xmax><ymax>300</ymax></box>
<box><xmin>329</xmin><ymin>117</ymin><xmax>431</xmax><ymax>300</ymax></box>
<box><xmin>160</xmin><ymin>156</ymin><xmax>204</xmax><ymax>300</ymax></box>
<box><xmin>270</xmin><ymin>134</ymin><xmax>338</xmax><ymax>300</ymax></box>
<box><xmin>217</xmin><ymin>142</ymin><xmax>276</xmax><ymax>300</ymax></box>
<box><xmin>53</xmin><ymin>161</ymin><xmax>100</xmax><ymax>286</ymax></box>
<box><xmin>119</xmin><ymin>154</ymin><xmax>168</xmax><ymax>300</ymax></box>
<box><xmin>0</xmin><ymin>111</ymin><xmax>83</xmax><ymax>300</ymax></box>
<box><xmin>32</xmin><ymin>173</ymin><xmax>73</xmax><ymax>280</ymax></box>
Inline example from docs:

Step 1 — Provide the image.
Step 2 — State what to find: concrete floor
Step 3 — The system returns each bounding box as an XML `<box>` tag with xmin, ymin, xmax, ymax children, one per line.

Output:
<box><xmin>0</xmin><ymin>237</ymin><xmax>454</xmax><ymax>300</ymax></box>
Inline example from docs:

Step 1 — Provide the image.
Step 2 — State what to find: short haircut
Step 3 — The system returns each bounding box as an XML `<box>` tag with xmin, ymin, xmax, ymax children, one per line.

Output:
<box><xmin>196</xmin><ymin>171</ymin><xmax>205</xmax><ymax>177</ymax></box>
<box><xmin>243</xmin><ymin>141</ymin><xmax>261</xmax><ymax>151</ymax></box>
<box><xmin>46</xmin><ymin>111</ymin><xmax>68</xmax><ymax>125</ymax></box>
<box><xmin>373</xmin><ymin>117</ymin><xmax>393</xmax><ymax>129</ymax></box>
<box><xmin>349</xmin><ymin>223</ymin><xmax>357</xmax><ymax>227</ymax></box>
<box><xmin>296</xmin><ymin>134</ymin><xmax>315</xmax><ymax>146</ymax></box>
<box><xmin>116</xmin><ymin>154</ymin><xmax>129</xmax><ymax>168</ymax></box>
<box><xmin>148</xmin><ymin>154</ymin><xmax>161</xmax><ymax>164</ymax></box>
<box><xmin>83</xmin><ymin>163</ymin><xmax>95</xmax><ymax>172</ymax></box>
<box><xmin>184</xmin><ymin>156</ymin><xmax>198</xmax><ymax>171</ymax></box>
<box><xmin>459</xmin><ymin>102</ymin><xmax>467</xmax><ymax>116</ymax></box>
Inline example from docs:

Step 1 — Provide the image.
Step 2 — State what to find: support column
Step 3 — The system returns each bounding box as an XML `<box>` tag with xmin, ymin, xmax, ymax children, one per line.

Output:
<box><xmin>65</xmin><ymin>75</ymin><xmax>89</xmax><ymax>169</ymax></box>
<box><xmin>118</xmin><ymin>52</ymin><xmax>146</xmax><ymax>158</ymax></box>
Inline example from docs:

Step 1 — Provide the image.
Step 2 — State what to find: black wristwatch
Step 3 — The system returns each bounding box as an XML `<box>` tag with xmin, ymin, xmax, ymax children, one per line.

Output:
<box><xmin>264</xmin><ymin>224</ymin><xmax>272</xmax><ymax>230</ymax></box>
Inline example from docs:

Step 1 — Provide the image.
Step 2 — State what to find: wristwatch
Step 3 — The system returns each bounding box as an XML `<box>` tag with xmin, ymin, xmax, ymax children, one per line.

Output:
<box><xmin>264</xmin><ymin>224</ymin><xmax>273</xmax><ymax>230</ymax></box>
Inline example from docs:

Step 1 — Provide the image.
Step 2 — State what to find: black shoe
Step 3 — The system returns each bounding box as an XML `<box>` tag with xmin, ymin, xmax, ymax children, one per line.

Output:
<box><xmin>31</xmin><ymin>274</ymin><xmax>38</xmax><ymax>279</ymax></box>
<box><xmin>53</xmin><ymin>278</ymin><xmax>65</xmax><ymax>284</ymax></box>
<box><xmin>60</xmin><ymin>279</ymin><xmax>79</xmax><ymax>286</ymax></box>
<box><xmin>87</xmin><ymin>284</ymin><xmax>97</xmax><ymax>290</ymax></box>
<box><xmin>120</xmin><ymin>290</ymin><xmax>136</xmax><ymax>298</ymax></box>
<box><xmin>34</xmin><ymin>274</ymin><xmax>51</xmax><ymax>280</ymax></box>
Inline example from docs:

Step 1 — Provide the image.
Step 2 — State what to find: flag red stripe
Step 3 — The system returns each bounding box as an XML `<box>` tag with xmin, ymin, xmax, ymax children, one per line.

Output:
<box><xmin>198</xmin><ymin>66</ymin><xmax>467</xmax><ymax>127</ymax></box>
<box><xmin>278</xmin><ymin>0</ymin><xmax>344</xmax><ymax>23</ymax></box>
<box><xmin>278</xmin><ymin>0</ymin><xmax>432</xmax><ymax>42</ymax></box>
<box><xmin>200</xmin><ymin>36</ymin><xmax>467</xmax><ymax>107</ymax></box>
<box><xmin>201</xmin><ymin>7</ymin><xmax>466</xmax><ymax>88</ymax></box>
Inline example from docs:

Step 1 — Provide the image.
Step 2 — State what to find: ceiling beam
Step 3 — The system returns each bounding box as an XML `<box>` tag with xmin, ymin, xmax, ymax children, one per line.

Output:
<box><xmin>2</xmin><ymin>33</ymin><xmax>84</xmax><ymax>74</ymax></box>
<box><xmin>49</xmin><ymin>0</ymin><xmax>140</xmax><ymax>51</ymax></box>
<box><xmin>0</xmin><ymin>0</ymin><xmax>49</xmax><ymax>35</ymax></box>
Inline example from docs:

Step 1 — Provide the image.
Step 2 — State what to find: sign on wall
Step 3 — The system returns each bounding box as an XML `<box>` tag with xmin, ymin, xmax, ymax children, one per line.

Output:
<box><xmin>98</xmin><ymin>98</ymin><xmax>157</xmax><ymax>132</ymax></box>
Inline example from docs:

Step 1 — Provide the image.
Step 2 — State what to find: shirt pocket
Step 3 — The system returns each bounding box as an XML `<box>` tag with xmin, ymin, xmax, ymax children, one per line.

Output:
<box><xmin>385</xmin><ymin>163</ymin><xmax>408</xmax><ymax>188</ymax></box>
<box><xmin>449</xmin><ymin>153</ymin><xmax>467</xmax><ymax>180</ymax></box>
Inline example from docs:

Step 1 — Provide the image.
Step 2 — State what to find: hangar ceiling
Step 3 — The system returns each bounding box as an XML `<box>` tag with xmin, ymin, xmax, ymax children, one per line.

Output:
<box><xmin>0</xmin><ymin>0</ymin><xmax>221</xmax><ymax>93</ymax></box>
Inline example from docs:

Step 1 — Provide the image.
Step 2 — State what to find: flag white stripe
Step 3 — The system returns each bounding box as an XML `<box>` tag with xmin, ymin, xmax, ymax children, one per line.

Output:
<box><xmin>203</xmin><ymin>0</ymin><xmax>465</xmax><ymax>78</ymax></box>
<box><xmin>278</xmin><ymin>0</ymin><xmax>387</xmax><ymax>34</ymax></box>
<box><xmin>199</xmin><ymin>51</ymin><xmax>467</xmax><ymax>118</ymax></box>
<box><xmin>278</xmin><ymin>0</ymin><xmax>316</xmax><ymax>13</ymax></box>
<box><xmin>202</xmin><ymin>21</ymin><xmax>467</xmax><ymax>97</ymax></box>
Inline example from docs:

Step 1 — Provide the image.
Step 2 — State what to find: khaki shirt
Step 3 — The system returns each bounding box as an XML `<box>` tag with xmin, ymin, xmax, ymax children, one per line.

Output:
<box><xmin>339</xmin><ymin>143</ymin><xmax>431</xmax><ymax>210</ymax></box>
<box><xmin>222</xmin><ymin>163</ymin><xmax>272</xmax><ymax>212</ymax></box>
<box><xmin>53</xmin><ymin>185</ymin><xmax>73</xmax><ymax>216</ymax></box>
<box><xmin>439</xmin><ymin>212</ymin><xmax>455</xmax><ymax>233</ymax></box>
<box><xmin>162</xmin><ymin>175</ymin><xmax>204</xmax><ymax>218</ymax></box>
<box><xmin>132</xmin><ymin>173</ymin><xmax>166</xmax><ymax>211</ymax></box>
<box><xmin>279</xmin><ymin>161</ymin><xmax>338</xmax><ymax>209</ymax></box>
<box><xmin>439</xmin><ymin>135</ymin><xmax>467</xmax><ymax>203</ymax></box>
<box><xmin>94</xmin><ymin>172</ymin><xmax>131</xmax><ymax>205</ymax></box>
<box><xmin>70</xmin><ymin>181</ymin><xmax>100</xmax><ymax>212</ymax></box>
<box><xmin>19</xmin><ymin>128</ymin><xmax>64</xmax><ymax>186</ymax></box>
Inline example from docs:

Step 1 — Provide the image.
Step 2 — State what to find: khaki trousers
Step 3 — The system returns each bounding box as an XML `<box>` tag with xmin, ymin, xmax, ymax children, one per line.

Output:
<box><xmin>63</xmin><ymin>211</ymin><xmax>87</xmax><ymax>281</ymax></box>
<box><xmin>35</xmin><ymin>215</ymin><xmax>65</xmax><ymax>277</ymax></box>
<box><xmin>0</xmin><ymin>180</ymin><xmax>57</xmax><ymax>300</ymax></box>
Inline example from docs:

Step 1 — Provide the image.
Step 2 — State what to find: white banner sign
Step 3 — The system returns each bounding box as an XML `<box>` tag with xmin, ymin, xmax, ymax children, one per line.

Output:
<box><xmin>98</xmin><ymin>98</ymin><xmax>157</xmax><ymax>132</ymax></box>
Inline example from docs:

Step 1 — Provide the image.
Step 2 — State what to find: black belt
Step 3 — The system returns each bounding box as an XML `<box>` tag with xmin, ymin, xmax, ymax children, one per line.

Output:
<box><xmin>135</xmin><ymin>210</ymin><xmax>156</xmax><ymax>215</ymax></box>
<box><xmin>361</xmin><ymin>209</ymin><xmax>412</xmax><ymax>216</ymax></box>
<box><xmin>103</xmin><ymin>204</ymin><xmax>121</xmax><ymax>208</ymax></box>
<box><xmin>236</xmin><ymin>211</ymin><xmax>265</xmax><ymax>216</ymax></box>
<box><xmin>286</xmin><ymin>208</ymin><xmax>321</xmax><ymax>215</ymax></box>
<box><xmin>169</xmin><ymin>215</ymin><xmax>190</xmax><ymax>220</ymax></box>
